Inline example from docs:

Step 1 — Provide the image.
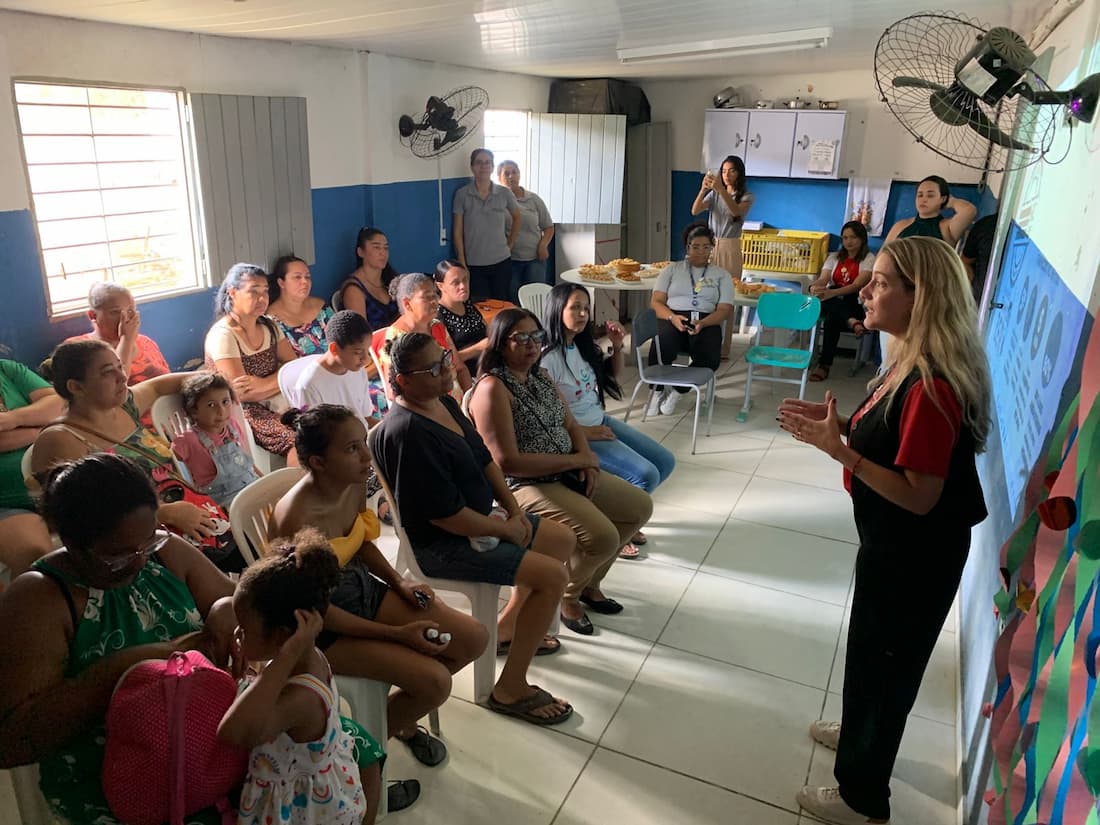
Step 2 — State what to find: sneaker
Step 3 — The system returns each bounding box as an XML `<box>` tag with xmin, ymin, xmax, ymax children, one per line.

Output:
<box><xmin>645</xmin><ymin>388</ymin><xmax>666</xmax><ymax>417</ymax></box>
<box><xmin>810</xmin><ymin>719</ymin><xmax>841</xmax><ymax>750</ymax></box>
<box><xmin>659</xmin><ymin>389</ymin><xmax>682</xmax><ymax>416</ymax></box>
<box><xmin>796</xmin><ymin>786</ymin><xmax>889</xmax><ymax>825</ymax></box>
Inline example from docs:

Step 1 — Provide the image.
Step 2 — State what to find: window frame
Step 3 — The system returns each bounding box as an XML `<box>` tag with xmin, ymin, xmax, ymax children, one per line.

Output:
<box><xmin>482</xmin><ymin>108</ymin><xmax>531</xmax><ymax>180</ymax></box>
<box><xmin>11</xmin><ymin>76</ymin><xmax>210</xmax><ymax>321</ymax></box>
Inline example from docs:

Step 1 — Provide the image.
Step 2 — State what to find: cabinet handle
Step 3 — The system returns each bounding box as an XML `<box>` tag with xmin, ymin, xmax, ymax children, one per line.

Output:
<box><xmin>734</xmin><ymin>132</ymin><xmax>744</xmax><ymax>148</ymax></box>
<box><xmin>798</xmin><ymin>134</ymin><xmax>810</xmax><ymax>150</ymax></box>
<box><xmin>750</xmin><ymin>133</ymin><xmax>761</xmax><ymax>149</ymax></box>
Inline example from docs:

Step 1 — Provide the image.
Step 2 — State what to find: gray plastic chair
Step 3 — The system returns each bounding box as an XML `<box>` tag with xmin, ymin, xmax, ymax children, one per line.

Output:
<box><xmin>622</xmin><ymin>308</ymin><xmax>715</xmax><ymax>454</ymax></box>
<box><xmin>331</xmin><ymin>286</ymin><xmax>345</xmax><ymax>311</ymax></box>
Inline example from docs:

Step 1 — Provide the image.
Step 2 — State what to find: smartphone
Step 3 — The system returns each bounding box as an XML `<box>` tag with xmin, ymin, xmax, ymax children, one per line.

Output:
<box><xmin>682</xmin><ymin>320</ymin><xmax>696</xmax><ymax>331</ymax></box>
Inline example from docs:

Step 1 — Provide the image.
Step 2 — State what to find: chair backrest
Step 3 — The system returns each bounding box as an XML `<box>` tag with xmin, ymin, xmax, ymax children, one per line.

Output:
<box><xmin>20</xmin><ymin>446</ymin><xmax>37</xmax><ymax>499</ymax></box>
<box><xmin>370</xmin><ymin>328</ymin><xmax>395</xmax><ymax>401</ymax></box>
<box><xmin>227</xmin><ymin>467</ymin><xmax>305</xmax><ymax>564</ymax></box>
<box><xmin>331</xmin><ymin>287</ymin><xmax>345</xmax><ymax>312</ymax></box>
<box><xmin>756</xmin><ymin>293</ymin><xmax>821</xmax><ymax>331</ymax></box>
<box><xmin>460</xmin><ymin>386</ymin><xmax>475</xmax><ymax>420</ymax></box>
<box><xmin>150</xmin><ymin>392</ymin><xmax>260</xmax><ymax>483</ymax></box>
<box><xmin>366</xmin><ymin>428</ymin><xmax>426</xmax><ymax>580</ymax></box>
<box><xmin>277</xmin><ymin>355</ymin><xmax>323</xmax><ymax>409</ymax></box>
<box><xmin>517</xmin><ymin>283</ymin><xmax>552</xmax><ymax>321</ymax></box>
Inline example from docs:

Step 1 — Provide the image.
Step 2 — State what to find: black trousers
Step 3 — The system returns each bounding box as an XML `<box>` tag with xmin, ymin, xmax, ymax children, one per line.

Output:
<box><xmin>648</xmin><ymin>312</ymin><xmax>721</xmax><ymax>392</ymax></box>
<box><xmin>468</xmin><ymin>258</ymin><xmax>512</xmax><ymax>302</ymax></box>
<box><xmin>835</xmin><ymin>529</ymin><xmax>970</xmax><ymax>819</ymax></box>
<box><xmin>818</xmin><ymin>293</ymin><xmax>865</xmax><ymax>367</ymax></box>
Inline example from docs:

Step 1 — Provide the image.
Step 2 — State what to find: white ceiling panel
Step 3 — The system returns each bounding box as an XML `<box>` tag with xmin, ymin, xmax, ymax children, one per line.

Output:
<box><xmin>0</xmin><ymin>0</ymin><xmax>1024</xmax><ymax>79</ymax></box>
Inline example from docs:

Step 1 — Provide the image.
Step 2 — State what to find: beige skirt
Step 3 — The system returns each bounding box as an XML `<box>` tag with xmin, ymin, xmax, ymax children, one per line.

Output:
<box><xmin>712</xmin><ymin>237</ymin><xmax>744</xmax><ymax>281</ymax></box>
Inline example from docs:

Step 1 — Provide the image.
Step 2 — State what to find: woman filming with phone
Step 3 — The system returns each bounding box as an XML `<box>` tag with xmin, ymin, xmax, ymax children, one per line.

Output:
<box><xmin>646</xmin><ymin>223</ymin><xmax>735</xmax><ymax>417</ymax></box>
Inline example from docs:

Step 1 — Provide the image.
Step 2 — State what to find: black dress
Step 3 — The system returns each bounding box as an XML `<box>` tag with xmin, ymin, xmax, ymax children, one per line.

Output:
<box><xmin>437</xmin><ymin>300</ymin><xmax>487</xmax><ymax>375</ymax></box>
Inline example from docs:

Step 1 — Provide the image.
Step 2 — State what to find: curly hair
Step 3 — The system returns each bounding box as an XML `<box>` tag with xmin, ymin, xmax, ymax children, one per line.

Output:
<box><xmin>180</xmin><ymin>372</ymin><xmax>236</xmax><ymax>418</ymax></box>
<box><xmin>235</xmin><ymin>527</ymin><xmax>341</xmax><ymax>634</ymax></box>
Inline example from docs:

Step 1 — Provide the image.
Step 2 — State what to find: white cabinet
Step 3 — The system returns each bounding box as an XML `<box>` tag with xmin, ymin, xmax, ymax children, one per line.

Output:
<box><xmin>743</xmin><ymin>110</ymin><xmax>796</xmax><ymax>178</ymax></box>
<box><xmin>701</xmin><ymin>108</ymin><xmax>848</xmax><ymax>179</ymax></box>
<box><xmin>701</xmin><ymin>109</ymin><xmax>749</xmax><ymax>172</ymax></box>
<box><xmin>789</xmin><ymin>111</ymin><xmax>846</xmax><ymax>179</ymax></box>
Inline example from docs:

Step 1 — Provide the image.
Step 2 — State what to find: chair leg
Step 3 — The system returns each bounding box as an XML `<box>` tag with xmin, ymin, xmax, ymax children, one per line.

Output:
<box><xmin>470</xmin><ymin>587</ymin><xmax>501</xmax><ymax>706</ymax></box>
<box><xmin>624</xmin><ymin>380</ymin><xmax>645</xmax><ymax>423</ymax></box>
<box><xmin>690</xmin><ymin>389</ymin><xmax>701</xmax><ymax>454</ymax></box>
<box><xmin>738</xmin><ymin>364</ymin><xmax>755</xmax><ymax>423</ymax></box>
<box><xmin>798</xmin><ymin>366</ymin><xmax>809</xmax><ymax>400</ymax></box>
<box><xmin>428</xmin><ymin>708</ymin><xmax>441</xmax><ymax>737</ymax></box>
<box><xmin>705</xmin><ymin>377</ymin><xmax>716</xmax><ymax>436</ymax></box>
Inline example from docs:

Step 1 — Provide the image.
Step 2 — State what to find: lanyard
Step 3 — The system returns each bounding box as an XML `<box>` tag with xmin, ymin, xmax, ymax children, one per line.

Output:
<box><xmin>688</xmin><ymin>264</ymin><xmax>708</xmax><ymax>307</ymax></box>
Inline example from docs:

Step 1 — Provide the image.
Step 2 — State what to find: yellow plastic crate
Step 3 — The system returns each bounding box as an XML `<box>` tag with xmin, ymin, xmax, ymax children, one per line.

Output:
<box><xmin>740</xmin><ymin>228</ymin><xmax>830</xmax><ymax>275</ymax></box>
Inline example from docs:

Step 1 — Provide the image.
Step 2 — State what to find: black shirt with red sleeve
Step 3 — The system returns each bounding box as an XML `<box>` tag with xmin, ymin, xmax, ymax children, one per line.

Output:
<box><xmin>844</xmin><ymin>369</ymin><xmax>986</xmax><ymax>548</ymax></box>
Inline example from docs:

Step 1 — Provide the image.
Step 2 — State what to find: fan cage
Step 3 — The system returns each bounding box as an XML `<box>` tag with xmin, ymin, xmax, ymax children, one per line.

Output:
<box><xmin>399</xmin><ymin>86</ymin><xmax>490</xmax><ymax>160</ymax></box>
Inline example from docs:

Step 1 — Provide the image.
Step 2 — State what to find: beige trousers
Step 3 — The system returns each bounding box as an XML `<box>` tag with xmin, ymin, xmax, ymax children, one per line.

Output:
<box><xmin>713</xmin><ymin>238</ymin><xmax>743</xmax><ymax>355</ymax></box>
<box><xmin>513</xmin><ymin>472</ymin><xmax>653</xmax><ymax>602</ymax></box>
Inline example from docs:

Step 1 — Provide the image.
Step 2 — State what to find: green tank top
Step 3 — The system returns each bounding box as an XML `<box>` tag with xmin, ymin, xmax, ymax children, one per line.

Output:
<box><xmin>31</xmin><ymin>557</ymin><xmax>214</xmax><ymax>825</ymax></box>
<box><xmin>898</xmin><ymin>214</ymin><xmax>944</xmax><ymax>240</ymax></box>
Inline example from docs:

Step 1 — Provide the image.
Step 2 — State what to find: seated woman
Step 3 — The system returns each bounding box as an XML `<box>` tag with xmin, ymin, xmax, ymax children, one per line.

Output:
<box><xmin>647</xmin><ymin>223</ymin><xmax>735</xmax><ymax>417</ymax></box>
<box><xmin>541</xmin><ymin>283</ymin><xmax>675</xmax><ymax>559</ymax></box>
<box><xmin>31</xmin><ymin>340</ymin><xmax>220</xmax><ymax>544</ymax></box>
<box><xmin>341</xmin><ymin>227</ymin><xmax>401</xmax><ymax>331</ymax></box>
<box><xmin>0</xmin><ymin>453</ymin><xmax>235</xmax><ymax>825</ymax></box>
<box><xmin>809</xmin><ymin>221</ymin><xmax>876</xmax><ymax>382</ymax></box>
<box><xmin>375</xmin><ymin>333</ymin><xmax>575</xmax><ymax>724</ymax></box>
<box><xmin>266</xmin><ymin>254</ymin><xmax>335</xmax><ymax>356</ymax></box>
<box><xmin>205</xmin><ymin>263</ymin><xmax>299</xmax><ymax>461</ymax></box>
<box><xmin>65</xmin><ymin>282</ymin><xmax>170</xmax><ymax>386</ymax></box>
<box><xmin>380</xmin><ymin>273</ymin><xmax>472</xmax><ymax>403</ymax></box>
<box><xmin>270</xmin><ymin>405</ymin><xmax>488</xmax><ymax>776</ymax></box>
<box><xmin>470</xmin><ymin>309</ymin><xmax>653</xmax><ymax>636</ymax></box>
<box><xmin>0</xmin><ymin>358</ymin><xmax>66</xmax><ymax>581</ymax></box>
<box><xmin>433</xmin><ymin>259</ymin><xmax>488</xmax><ymax>376</ymax></box>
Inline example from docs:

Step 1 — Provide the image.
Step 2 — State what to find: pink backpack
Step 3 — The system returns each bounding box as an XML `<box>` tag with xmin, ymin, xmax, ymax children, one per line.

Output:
<box><xmin>103</xmin><ymin>650</ymin><xmax>248</xmax><ymax>825</ymax></box>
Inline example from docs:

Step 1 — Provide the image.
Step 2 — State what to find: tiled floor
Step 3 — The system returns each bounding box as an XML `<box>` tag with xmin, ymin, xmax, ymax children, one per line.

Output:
<box><xmin>382</xmin><ymin>346</ymin><xmax>960</xmax><ymax>825</ymax></box>
<box><xmin>0</xmin><ymin>346</ymin><xmax>960</xmax><ymax>825</ymax></box>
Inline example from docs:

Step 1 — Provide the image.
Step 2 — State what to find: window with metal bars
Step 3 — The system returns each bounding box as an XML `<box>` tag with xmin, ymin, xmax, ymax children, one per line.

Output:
<box><xmin>13</xmin><ymin>81</ymin><xmax>205</xmax><ymax>318</ymax></box>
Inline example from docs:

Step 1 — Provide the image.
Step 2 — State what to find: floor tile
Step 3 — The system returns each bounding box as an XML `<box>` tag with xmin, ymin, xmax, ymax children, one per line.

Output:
<box><xmin>637</xmin><ymin>500</ymin><xmax>729</xmax><ymax>571</ymax></box>
<box><xmin>602</xmin><ymin>645</ymin><xmax>825</xmax><ymax>811</ymax></box>
<box><xmin>732</xmin><ymin>476</ymin><xmax>859</xmax><ymax>545</ymax></box>
<box><xmin>659</xmin><ymin>573</ymin><xmax>845</xmax><ymax>688</ymax></box>
<box><xmin>554</xmin><ymin>748</ymin><xmax>799</xmax><ymax>825</ymax></box>
<box><xmin>755</xmin><ymin>443</ymin><xmax>848</xmax><ymax>491</ymax></box>
<box><xmin>650</xmin><ymin>462</ymin><xmax>752</xmax><ymax>517</ymax></box>
<box><xmin>585</xmin><ymin>558</ymin><xmax>696</xmax><ymax>642</ymax></box>
<box><xmin>805</xmin><ymin>694</ymin><xmax>957</xmax><ymax>825</ymax></box>
<box><xmin>661</xmin><ymin>430</ymin><xmax>770</xmax><ymax>476</ymax></box>
<box><xmin>701</xmin><ymin>519</ymin><xmax>856</xmax><ymax>606</ymax></box>
<box><xmin>383</xmin><ymin>697</ymin><xmax>595</xmax><ymax>825</ymax></box>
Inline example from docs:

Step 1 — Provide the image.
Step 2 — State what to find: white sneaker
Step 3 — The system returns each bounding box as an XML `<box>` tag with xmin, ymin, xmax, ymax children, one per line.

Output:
<box><xmin>810</xmin><ymin>719</ymin><xmax>841</xmax><ymax>750</ymax></box>
<box><xmin>796</xmin><ymin>786</ymin><xmax>889</xmax><ymax>825</ymax></box>
<box><xmin>659</xmin><ymin>389</ymin><xmax>682</xmax><ymax>415</ymax></box>
<box><xmin>645</xmin><ymin>388</ymin><xmax>667</xmax><ymax>417</ymax></box>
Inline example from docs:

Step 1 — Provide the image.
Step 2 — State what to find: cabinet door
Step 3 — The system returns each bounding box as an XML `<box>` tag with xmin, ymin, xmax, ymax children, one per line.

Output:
<box><xmin>701</xmin><ymin>109</ymin><xmax>750</xmax><ymax>172</ymax></box>
<box><xmin>744</xmin><ymin>111</ymin><xmax>796</xmax><ymax>178</ymax></box>
<box><xmin>789</xmin><ymin>111</ymin><xmax>846</xmax><ymax>179</ymax></box>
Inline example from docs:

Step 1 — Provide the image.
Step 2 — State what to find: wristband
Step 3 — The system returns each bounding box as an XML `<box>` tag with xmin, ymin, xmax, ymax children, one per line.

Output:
<box><xmin>850</xmin><ymin>455</ymin><xmax>865</xmax><ymax>475</ymax></box>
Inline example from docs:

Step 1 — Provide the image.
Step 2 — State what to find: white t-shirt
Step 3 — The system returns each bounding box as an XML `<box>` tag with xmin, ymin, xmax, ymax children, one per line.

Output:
<box><xmin>654</xmin><ymin>261</ymin><xmax>735</xmax><ymax>313</ymax></box>
<box><xmin>292</xmin><ymin>358</ymin><xmax>375</xmax><ymax>427</ymax></box>
<box><xmin>541</xmin><ymin>345</ymin><xmax>603</xmax><ymax>427</ymax></box>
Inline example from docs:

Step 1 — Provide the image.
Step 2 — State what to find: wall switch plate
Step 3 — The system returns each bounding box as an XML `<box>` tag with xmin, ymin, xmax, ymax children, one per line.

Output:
<box><xmin>440</xmin><ymin>228</ymin><xmax>447</xmax><ymax>246</ymax></box>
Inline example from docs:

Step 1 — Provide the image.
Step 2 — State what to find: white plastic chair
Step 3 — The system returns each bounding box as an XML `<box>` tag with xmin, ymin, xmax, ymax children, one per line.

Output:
<box><xmin>331</xmin><ymin>287</ymin><xmax>345</xmax><ymax>312</ymax></box>
<box><xmin>517</xmin><ymin>283</ymin><xmax>552</xmax><ymax>321</ymax></box>
<box><xmin>368</xmin><ymin>428</ymin><xmax>500</xmax><ymax>705</ymax></box>
<box><xmin>226</xmin><ymin>467</ymin><xmax>305</xmax><ymax>564</ymax></box>
<box><xmin>277</xmin><ymin>355</ymin><xmax>323</xmax><ymax>409</ymax></box>
<box><xmin>4</xmin><ymin>764</ymin><xmax>58</xmax><ymax>825</ymax></box>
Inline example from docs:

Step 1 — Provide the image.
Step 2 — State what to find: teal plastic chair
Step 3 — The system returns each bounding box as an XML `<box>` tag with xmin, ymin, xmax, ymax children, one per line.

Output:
<box><xmin>737</xmin><ymin>293</ymin><xmax>821</xmax><ymax>423</ymax></box>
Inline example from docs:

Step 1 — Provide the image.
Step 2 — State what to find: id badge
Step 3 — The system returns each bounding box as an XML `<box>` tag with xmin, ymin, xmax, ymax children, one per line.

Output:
<box><xmin>690</xmin><ymin>310</ymin><xmax>700</xmax><ymax>323</ymax></box>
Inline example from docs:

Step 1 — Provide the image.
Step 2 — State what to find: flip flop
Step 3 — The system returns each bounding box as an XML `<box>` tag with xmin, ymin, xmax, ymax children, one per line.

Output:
<box><xmin>809</xmin><ymin>366</ymin><xmax>829</xmax><ymax>382</ymax></box>
<box><xmin>487</xmin><ymin>685</ymin><xmax>573</xmax><ymax>726</ymax></box>
<box><xmin>579</xmin><ymin>594</ymin><xmax>624</xmax><ymax>614</ymax></box>
<box><xmin>619</xmin><ymin>543</ymin><xmax>642</xmax><ymax>560</ymax></box>
<box><xmin>387</xmin><ymin>779</ymin><xmax>421</xmax><ymax>812</ymax></box>
<box><xmin>631</xmin><ymin>530</ymin><xmax>648</xmax><ymax>545</ymax></box>
<box><xmin>496</xmin><ymin>635</ymin><xmax>562</xmax><ymax>657</ymax></box>
<box><xmin>395</xmin><ymin>725</ymin><xmax>447</xmax><ymax>766</ymax></box>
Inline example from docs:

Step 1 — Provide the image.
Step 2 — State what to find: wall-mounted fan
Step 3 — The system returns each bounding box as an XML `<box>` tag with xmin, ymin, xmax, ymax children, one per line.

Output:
<box><xmin>874</xmin><ymin>12</ymin><xmax>1099</xmax><ymax>173</ymax></box>
<box><xmin>397</xmin><ymin>87</ymin><xmax>489</xmax><ymax>245</ymax></box>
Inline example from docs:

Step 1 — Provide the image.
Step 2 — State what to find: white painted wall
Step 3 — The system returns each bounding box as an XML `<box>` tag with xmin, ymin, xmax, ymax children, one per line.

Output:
<box><xmin>642</xmin><ymin>69</ymin><xmax>986</xmax><ymax>184</ymax></box>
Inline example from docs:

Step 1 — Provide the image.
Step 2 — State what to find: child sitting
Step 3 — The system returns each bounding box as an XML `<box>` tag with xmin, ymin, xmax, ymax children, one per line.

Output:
<box><xmin>218</xmin><ymin>528</ymin><xmax>385</xmax><ymax>825</ymax></box>
<box><xmin>171</xmin><ymin>372</ymin><xmax>261</xmax><ymax>507</ymax></box>
<box><xmin>292</xmin><ymin>310</ymin><xmax>379</xmax><ymax>429</ymax></box>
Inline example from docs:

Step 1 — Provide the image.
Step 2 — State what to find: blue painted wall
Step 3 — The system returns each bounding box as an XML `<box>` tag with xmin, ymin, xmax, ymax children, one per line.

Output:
<box><xmin>670</xmin><ymin>169</ymin><xmax>992</xmax><ymax>260</ymax></box>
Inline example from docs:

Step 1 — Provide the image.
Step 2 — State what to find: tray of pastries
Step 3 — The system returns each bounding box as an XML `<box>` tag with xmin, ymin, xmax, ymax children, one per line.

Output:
<box><xmin>641</xmin><ymin>261</ymin><xmax>670</xmax><ymax>278</ymax></box>
<box><xmin>608</xmin><ymin>257</ymin><xmax>642</xmax><ymax>274</ymax></box>
<box><xmin>579</xmin><ymin>263</ymin><xmax>614</xmax><ymax>283</ymax></box>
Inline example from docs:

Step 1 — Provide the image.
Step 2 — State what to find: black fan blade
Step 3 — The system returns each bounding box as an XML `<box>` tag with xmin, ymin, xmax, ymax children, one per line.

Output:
<box><xmin>893</xmin><ymin>76</ymin><xmax>947</xmax><ymax>92</ymax></box>
<box><xmin>929</xmin><ymin>90</ymin><xmax>1033</xmax><ymax>151</ymax></box>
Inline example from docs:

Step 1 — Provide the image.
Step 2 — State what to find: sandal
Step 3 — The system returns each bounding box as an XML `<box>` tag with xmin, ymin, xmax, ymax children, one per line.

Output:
<box><xmin>809</xmin><ymin>365</ymin><xmax>830</xmax><ymax>382</ymax></box>
<box><xmin>395</xmin><ymin>725</ymin><xmax>447</xmax><ymax>766</ymax></box>
<box><xmin>560</xmin><ymin>611</ymin><xmax>594</xmax><ymax>635</ymax></box>
<box><xmin>849</xmin><ymin>320</ymin><xmax>868</xmax><ymax>338</ymax></box>
<box><xmin>496</xmin><ymin>635</ymin><xmax>562</xmax><ymax>657</ymax></box>
<box><xmin>487</xmin><ymin>685</ymin><xmax>574</xmax><ymax>726</ymax></box>
<box><xmin>378</xmin><ymin>498</ymin><xmax>394</xmax><ymax>526</ymax></box>
<box><xmin>579</xmin><ymin>594</ymin><xmax>624</xmax><ymax>615</ymax></box>
<box><xmin>631</xmin><ymin>530</ymin><xmax>648</xmax><ymax>545</ymax></box>
<box><xmin>619</xmin><ymin>543</ymin><xmax>642</xmax><ymax>560</ymax></box>
<box><xmin>387</xmin><ymin>779</ymin><xmax>421</xmax><ymax>812</ymax></box>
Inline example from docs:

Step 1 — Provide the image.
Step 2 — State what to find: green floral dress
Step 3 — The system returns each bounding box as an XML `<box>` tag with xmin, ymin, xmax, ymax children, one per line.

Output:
<box><xmin>31</xmin><ymin>557</ymin><xmax>217</xmax><ymax>825</ymax></box>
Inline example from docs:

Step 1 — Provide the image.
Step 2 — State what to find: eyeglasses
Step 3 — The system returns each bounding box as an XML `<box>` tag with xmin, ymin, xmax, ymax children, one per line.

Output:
<box><xmin>401</xmin><ymin>348</ymin><xmax>453</xmax><ymax>377</ymax></box>
<box><xmin>508</xmin><ymin>330</ymin><xmax>547</xmax><ymax>345</ymax></box>
<box><xmin>101</xmin><ymin>531</ymin><xmax>171</xmax><ymax>572</ymax></box>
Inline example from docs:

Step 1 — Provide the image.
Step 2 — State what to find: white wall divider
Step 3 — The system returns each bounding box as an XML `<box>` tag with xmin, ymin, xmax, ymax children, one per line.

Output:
<box><xmin>529</xmin><ymin>113</ymin><xmax>626</xmax><ymax>224</ymax></box>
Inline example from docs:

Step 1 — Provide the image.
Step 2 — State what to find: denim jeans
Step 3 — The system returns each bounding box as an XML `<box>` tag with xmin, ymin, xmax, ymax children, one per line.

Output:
<box><xmin>510</xmin><ymin>259</ymin><xmax>549</xmax><ymax>303</ymax></box>
<box><xmin>589</xmin><ymin>414</ymin><xmax>676</xmax><ymax>494</ymax></box>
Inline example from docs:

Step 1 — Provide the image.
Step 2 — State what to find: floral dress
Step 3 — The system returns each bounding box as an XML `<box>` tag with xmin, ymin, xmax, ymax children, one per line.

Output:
<box><xmin>31</xmin><ymin>557</ymin><xmax>213</xmax><ymax>825</ymax></box>
<box><xmin>273</xmin><ymin>306</ymin><xmax>335</xmax><ymax>357</ymax></box>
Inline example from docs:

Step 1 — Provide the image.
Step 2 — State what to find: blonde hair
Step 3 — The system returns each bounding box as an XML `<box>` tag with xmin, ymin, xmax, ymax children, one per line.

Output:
<box><xmin>871</xmin><ymin>237</ymin><xmax>991</xmax><ymax>452</ymax></box>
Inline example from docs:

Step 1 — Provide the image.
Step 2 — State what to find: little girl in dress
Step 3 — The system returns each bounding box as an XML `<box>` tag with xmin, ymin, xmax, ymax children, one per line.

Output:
<box><xmin>172</xmin><ymin>372</ymin><xmax>261</xmax><ymax>507</ymax></box>
<box><xmin>218</xmin><ymin>528</ymin><xmax>385</xmax><ymax>825</ymax></box>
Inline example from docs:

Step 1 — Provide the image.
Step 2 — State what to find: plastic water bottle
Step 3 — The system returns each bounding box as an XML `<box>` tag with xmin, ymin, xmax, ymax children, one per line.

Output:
<box><xmin>469</xmin><ymin>506</ymin><xmax>509</xmax><ymax>552</ymax></box>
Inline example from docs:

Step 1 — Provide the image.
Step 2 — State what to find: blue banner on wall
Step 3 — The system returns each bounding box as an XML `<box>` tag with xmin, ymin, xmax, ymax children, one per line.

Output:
<box><xmin>986</xmin><ymin>220</ymin><xmax>1088</xmax><ymax>519</ymax></box>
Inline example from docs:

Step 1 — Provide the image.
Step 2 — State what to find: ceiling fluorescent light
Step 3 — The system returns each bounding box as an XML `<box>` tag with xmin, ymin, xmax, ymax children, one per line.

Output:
<box><xmin>617</xmin><ymin>27</ymin><xmax>832</xmax><ymax>64</ymax></box>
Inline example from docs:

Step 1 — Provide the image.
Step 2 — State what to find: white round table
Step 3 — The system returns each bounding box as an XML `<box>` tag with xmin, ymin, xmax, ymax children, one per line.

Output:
<box><xmin>560</xmin><ymin>268</ymin><xmax>660</xmax><ymax>292</ymax></box>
